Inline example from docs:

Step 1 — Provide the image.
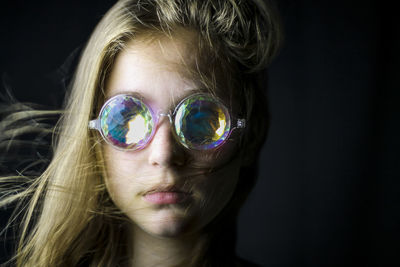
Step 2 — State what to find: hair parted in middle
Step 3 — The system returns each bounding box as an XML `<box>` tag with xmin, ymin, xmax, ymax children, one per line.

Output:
<box><xmin>2</xmin><ymin>0</ymin><xmax>282</xmax><ymax>266</ymax></box>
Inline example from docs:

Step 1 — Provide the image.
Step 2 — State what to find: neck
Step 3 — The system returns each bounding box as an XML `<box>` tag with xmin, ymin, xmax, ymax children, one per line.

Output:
<box><xmin>128</xmin><ymin>224</ymin><xmax>207</xmax><ymax>267</ymax></box>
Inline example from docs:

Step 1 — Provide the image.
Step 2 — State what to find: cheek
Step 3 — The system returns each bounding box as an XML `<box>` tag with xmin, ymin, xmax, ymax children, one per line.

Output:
<box><xmin>192</xmin><ymin>156</ymin><xmax>242</xmax><ymax>226</ymax></box>
<box><xmin>102</xmin><ymin>146</ymin><xmax>146</xmax><ymax>210</ymax></box>
<box><xmin>187</xmin><ymin>138</ymin><xmax>240</xmax><ymax>169</ymax></box>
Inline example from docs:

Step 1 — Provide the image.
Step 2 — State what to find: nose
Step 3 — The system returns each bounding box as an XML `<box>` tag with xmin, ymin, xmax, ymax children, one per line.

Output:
<box><xmin>147</xmin><ymin>119</ymin><xmax>186</xmax><ymax>167</ymax></box>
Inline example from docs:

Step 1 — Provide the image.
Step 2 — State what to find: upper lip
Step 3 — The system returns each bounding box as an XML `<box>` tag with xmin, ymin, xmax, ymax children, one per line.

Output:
<box><xmin>143</xmin><ymin>184</ymin><xmax>191</xmax><ymax>195</ymax></box>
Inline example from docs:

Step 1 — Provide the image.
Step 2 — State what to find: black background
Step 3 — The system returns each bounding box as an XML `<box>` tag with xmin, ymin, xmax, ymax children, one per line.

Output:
<box><xmin>1</xmin><ymin>0</ymin><xmax>399</xmax><ymax>266</ymax></box>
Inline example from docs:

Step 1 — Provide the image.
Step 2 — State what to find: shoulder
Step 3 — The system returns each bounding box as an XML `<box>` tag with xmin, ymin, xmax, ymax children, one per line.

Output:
<box><xmin>235</xmin><ymin>257</ymin><xmax>262</xmax><ymax>267</ymax></box>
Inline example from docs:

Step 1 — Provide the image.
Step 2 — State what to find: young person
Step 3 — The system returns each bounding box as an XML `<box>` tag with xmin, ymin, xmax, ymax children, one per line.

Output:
<box><xmin>0</xmin><ymin>0</ymin><xmax>281</xmax><ymax>266</ymax></box>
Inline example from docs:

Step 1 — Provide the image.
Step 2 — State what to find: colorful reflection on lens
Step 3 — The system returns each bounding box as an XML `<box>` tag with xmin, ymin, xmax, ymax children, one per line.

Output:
<box><xmin>100</xmin><ymin>96</ymin><xmax>154</xmax><ymax>149</ymax></box>
<box><xmin>174</xmin><ymin>94</ymin><xmax>231</xmax><ymax>150</ymax></box>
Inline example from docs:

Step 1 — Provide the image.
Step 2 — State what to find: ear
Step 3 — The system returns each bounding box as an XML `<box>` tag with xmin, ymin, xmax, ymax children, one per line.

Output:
<box><xmin>239</xmin><ymin>129</ymin><xmax>264</xmax><ymax>167</ymax></box>
<box><xmin>238</xmin><ymin>105</ymin><xmax>269</xmax><ymax>168</ymax></box>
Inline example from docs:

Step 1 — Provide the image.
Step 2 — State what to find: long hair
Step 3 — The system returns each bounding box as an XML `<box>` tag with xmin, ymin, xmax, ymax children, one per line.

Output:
<box><xmin>0</xmin><ymin>0</ymin><xmax>282</xmax><ymax>266</ymax></box>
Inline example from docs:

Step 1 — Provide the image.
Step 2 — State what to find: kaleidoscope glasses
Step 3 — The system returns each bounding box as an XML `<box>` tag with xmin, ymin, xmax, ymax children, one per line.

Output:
<box><xmin>88</xmin><ymin>93</ymin><xmax>246</xmax><ymax>151</ymax></box>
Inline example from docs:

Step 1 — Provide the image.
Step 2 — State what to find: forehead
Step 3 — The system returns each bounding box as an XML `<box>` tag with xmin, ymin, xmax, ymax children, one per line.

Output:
<box><xmin>105</xmin><ymin>32</ymin><xmax>201</xmax><ymax>103</ymax></box>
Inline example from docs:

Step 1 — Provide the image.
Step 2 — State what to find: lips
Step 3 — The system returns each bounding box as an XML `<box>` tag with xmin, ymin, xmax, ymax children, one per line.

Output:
<box><xmin>143</xmin><ymin>185</ymin><xmax>191</xmax><ymax>204</ymax></box>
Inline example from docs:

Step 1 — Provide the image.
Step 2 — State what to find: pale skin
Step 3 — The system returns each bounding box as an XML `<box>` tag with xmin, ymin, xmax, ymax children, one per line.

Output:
<box><xmin>103</xmin><ymin>33</ymin><xmax>243</xmax><ymax>266</ymax></box>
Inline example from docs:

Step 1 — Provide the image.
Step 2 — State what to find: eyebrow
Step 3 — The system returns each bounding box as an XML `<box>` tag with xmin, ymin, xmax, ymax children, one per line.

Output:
<box><xmin>180</xmin><ymin>87</ymin><xmax>210</xmax><ymax>98</ymax></box>
<box><xmin>106</xmin><ymin>87</ymin><xmax>209</xmax><ymax>105</ymax></box>
<box><xmin>106</xmin><ymin>90</ymin><xmax>146</xmax><ymax>101</ymax></box>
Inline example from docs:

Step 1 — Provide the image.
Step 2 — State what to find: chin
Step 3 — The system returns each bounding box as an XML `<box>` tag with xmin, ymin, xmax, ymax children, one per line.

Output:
<box><xmin>135</xmin><ymin>207</ymin><xmax>198</xmax><ymax>238</ymax></box>
<box><xmin>147</xmin><ymin>223</ymin><xmax>186</xmax><ymax>238</ymax></box>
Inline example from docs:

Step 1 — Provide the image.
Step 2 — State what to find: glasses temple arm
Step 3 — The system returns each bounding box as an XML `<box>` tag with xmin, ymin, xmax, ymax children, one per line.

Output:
<box><xmin>235</xmin><ymin>118</ymin><xmax>246</xmax><ymax>129</ymax></box>
<box><xmin>88</xmin><ymin>119</ymin><xmax>99</xmax><ymax>130</ymax></box>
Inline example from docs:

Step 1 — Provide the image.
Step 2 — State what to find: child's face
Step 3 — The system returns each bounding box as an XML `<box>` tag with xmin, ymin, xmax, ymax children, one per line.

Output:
<box><xmin>103</xmin><ymin>35</ymin><xmax>242</xmax><ymax>238</ymax></box>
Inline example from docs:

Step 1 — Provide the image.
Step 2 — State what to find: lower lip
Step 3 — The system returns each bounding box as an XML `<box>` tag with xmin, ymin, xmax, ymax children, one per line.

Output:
<box><xmin>144</xmin><ymin>192</ymin><xmax>190</xmax><ymax>204</ymax></box>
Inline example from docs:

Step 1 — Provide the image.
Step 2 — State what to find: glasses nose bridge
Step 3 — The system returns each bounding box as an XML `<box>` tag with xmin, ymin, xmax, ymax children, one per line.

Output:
<box><xmin>156</xmin><ymin>110</ymin><xmax>173</xmax><ymax>126</ymax></box>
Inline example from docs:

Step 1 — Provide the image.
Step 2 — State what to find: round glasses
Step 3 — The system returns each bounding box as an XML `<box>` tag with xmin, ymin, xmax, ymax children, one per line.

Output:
<box><xmin>88</xmin><ymin>93</ymin><xmax>245</xmax><ymax>151</ymax></box>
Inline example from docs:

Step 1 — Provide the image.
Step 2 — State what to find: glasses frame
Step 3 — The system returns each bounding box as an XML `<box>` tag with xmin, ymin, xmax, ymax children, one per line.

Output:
<box><xmin>88</xmin><ymin>92</ymin><xmax>246</xmax><ymax>151</ymax></box>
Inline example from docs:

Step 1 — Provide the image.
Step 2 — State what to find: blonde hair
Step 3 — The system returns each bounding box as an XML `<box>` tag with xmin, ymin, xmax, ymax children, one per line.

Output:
<box><xmin>0</xmin><ymin>0</ymin><xmax>282</xmax><ymax>266</ymax></box>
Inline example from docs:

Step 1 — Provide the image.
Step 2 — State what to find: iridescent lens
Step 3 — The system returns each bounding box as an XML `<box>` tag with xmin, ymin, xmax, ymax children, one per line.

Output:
<box><xmin>174</xmin><ymin>94</ymin><xmax>231</xmax><ymax>150</ymax></box>
<box><xmin>100</xmin><ymin>95</ymin><xmax>154</xmax><ymax>150</ymax></box>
